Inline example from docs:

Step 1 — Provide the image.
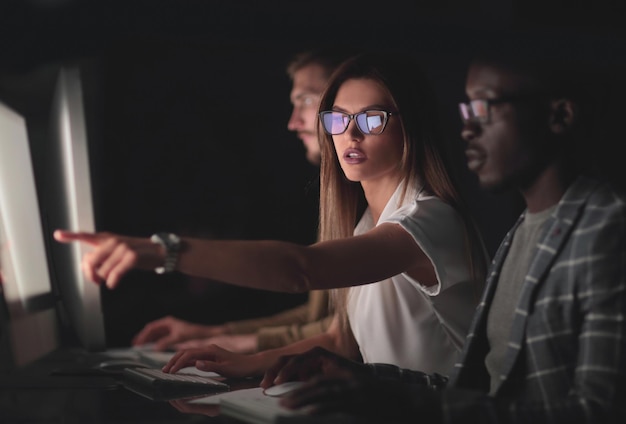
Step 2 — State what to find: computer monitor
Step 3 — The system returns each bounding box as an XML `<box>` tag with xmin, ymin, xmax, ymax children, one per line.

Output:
<box><xmin>0</xmin><ymin>100</ymin><xmax>60</xmax><ymax>370</ymax></box>
<box><xmin>40</xmin><ymin>66</ymin><xmax>107</xmax><ymax>352</ymax></box>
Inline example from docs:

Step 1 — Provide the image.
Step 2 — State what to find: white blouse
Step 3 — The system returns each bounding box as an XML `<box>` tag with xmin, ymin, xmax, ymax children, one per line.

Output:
<box><xmin>347</xmin><ymin>182</ymin><xmax>482</xmax><ymax>374</ymax></box>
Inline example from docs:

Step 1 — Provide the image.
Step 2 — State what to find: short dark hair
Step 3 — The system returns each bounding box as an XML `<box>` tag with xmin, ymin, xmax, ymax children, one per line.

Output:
<box><xmin>286</xmin><ymin>48</ymin><xmax>358</xmax><ymax>81</ymax></box>
<box><xmin>469</xmin><ymin>31</ymin><xmax>594</xmax><ymax>100</ymax></box>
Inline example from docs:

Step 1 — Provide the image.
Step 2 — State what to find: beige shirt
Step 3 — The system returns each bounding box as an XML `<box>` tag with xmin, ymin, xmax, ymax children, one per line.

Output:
<box><xmin>224</xmin><ymin>289</ymin><xmax>331</xmax><ymax>350</ymax></box>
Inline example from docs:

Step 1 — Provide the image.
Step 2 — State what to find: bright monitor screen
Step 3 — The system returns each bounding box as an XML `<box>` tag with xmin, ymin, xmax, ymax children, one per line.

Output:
<box><xmin>0</xmin><ymin>100</ymin><xmax>59</xmax><ymax>369</ymax></box>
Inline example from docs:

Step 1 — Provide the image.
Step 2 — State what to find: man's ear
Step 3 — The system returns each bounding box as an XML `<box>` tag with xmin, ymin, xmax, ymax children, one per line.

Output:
<box><xmin>549</xmin><ymin>98</ymin><xmax>578</xmax><ymax>134</ymax></box>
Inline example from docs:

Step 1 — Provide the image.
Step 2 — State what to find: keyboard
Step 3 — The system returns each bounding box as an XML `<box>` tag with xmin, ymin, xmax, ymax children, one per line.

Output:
<box><xmin>122</xmin><ymin>367</ymin><xmax>230</xmax><ymax>400</ymax></box>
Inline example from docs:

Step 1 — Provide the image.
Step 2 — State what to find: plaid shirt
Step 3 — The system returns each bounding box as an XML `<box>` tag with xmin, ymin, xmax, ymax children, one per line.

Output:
<box><xmin>369</xmin><ymin>177</ymin><xmax>626</xmax><ymax>423</ymax></box>
<box><xmin>443</xmin><ymin>176</ymin><xmax>626</xmax><ymax>423</ymax></box>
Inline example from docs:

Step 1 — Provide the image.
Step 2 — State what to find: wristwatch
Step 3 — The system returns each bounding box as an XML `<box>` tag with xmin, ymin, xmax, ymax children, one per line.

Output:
<box><xmin>150</xmin><ymin>232</ymin><xmax>181</xmax><ymax>274</ymax></box>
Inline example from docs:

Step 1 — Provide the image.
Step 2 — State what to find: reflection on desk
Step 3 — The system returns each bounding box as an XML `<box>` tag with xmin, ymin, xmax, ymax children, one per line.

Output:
<box><xmin>177</xmin><ymin>386</ymin><xmax>358</xmax><ymax>424</ymax></box>
<box><xmin>1</xmin><ymin>376</ymin><xmax>362</xmax><ymax>424</ymax></box>
<box><xmin>0</xmin><ymin>384</ymin><xmax>224</xmax><ymax>423</ymax></box>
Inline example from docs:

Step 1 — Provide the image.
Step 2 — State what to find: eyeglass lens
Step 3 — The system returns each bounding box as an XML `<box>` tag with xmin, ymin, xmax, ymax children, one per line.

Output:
<box><xmin>321</xmin><ymin>111</ymin><xmax>388</xmax><ymax>135</ymax></box>
<box><xmin>459</xmin><ymin>99</ymin><xmax>489</xmax><ymax>123</ymax></box>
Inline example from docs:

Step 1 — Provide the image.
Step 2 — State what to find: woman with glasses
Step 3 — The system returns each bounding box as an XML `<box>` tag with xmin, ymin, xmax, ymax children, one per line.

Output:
<box><xmin>55</xmin><ymin>52</ymin><xmax>489</xmax><ymax>379</ymax></box>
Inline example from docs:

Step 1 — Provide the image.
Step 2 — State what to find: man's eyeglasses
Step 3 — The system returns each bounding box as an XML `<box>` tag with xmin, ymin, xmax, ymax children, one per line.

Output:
<box><xmin>319</xmin><ymin>110</ymin><xmax>396</xmax><ymax>135</ymax></box>
<box><xmin>459</xmin><ymin>95</ymin><xmax>543</xmax><ymax>124</ymax></box>
<box><xmin>293</xmin><ymin>93</ymin><xmax>321</xmax><ymax>109</ymax></box>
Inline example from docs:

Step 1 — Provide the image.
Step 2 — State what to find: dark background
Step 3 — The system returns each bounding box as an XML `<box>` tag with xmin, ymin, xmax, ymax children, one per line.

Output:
<box><xmin>1</xmin><ymin>0</ymin><xmax>625</xmax><ymax>346</ymax></box>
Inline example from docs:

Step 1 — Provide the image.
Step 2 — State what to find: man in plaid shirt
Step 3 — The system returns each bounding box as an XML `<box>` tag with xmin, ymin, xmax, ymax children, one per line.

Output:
<box><xmin>261</xmin><ymin>39</ymin><xmax>626</xmax><ymax>423</ymax></box>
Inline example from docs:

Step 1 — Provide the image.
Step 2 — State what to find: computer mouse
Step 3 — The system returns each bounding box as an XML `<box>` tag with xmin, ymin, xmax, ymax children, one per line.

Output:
<box><xmin>96</xmin><ymin>359</ymin><xmax>147</xmax><ymax>371</ymax></box>
<box><xmin>263</xmin><ymin>381</ymin><xmax>306</xmax><ymax>397</ymax></box>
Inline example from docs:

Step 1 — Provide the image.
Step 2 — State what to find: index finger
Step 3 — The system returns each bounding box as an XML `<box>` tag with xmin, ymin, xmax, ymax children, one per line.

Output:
<box><xmin>53</xmin><ymin>229</ymin><xmax>103</xmax><ymax>245</ymax></box>
<box><xmin>261</xmin><ymin>355</ymin><xmax>293</xmax><ymax>388</ymax></box>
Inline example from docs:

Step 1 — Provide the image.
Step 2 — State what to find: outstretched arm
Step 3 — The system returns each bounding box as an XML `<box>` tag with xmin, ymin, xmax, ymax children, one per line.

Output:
<box><xmin>54</xmin><ymin>223</ymin><xmax>430</xmax><ymax>292</ymax></box>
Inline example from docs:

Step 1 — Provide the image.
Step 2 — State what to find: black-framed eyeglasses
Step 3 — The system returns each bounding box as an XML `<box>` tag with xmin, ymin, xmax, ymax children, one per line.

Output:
<box><xmin>319</xmin><ymin>110</ymin><xmax>396</xmax><ymax>135</ymax></box>
<box><xmin>458</xmin><ymin>95</ymin><xmax>544</xmax><ymax>124</ymax></box>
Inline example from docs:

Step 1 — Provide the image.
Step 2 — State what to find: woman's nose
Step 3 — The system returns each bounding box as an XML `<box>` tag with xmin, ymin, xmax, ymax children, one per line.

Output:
<box><xmin>345</xmin><ymin>118</ymin><xmax>363</xmax><ymax>141</ymax></box>
<box><xmin>461</xmin><ymin>120</ymin><xmax>481</xmax><ymax>143</ymax></box>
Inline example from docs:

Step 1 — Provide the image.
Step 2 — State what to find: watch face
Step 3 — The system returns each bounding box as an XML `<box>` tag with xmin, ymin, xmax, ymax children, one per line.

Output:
<box><xmin>151</xmin><ymin>233</ymin><xmax>180</xmax><ymax>249</ymax></box>
<box><xmin>151</xmin><ymin>233</ymin><xmax>180</xmax><ymax>273</ymax></box>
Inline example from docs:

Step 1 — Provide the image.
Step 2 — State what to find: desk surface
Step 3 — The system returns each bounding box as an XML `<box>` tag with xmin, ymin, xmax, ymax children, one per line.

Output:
<box><xmin>0</xmin><ymin>350</ymin><xmax>363</xmax><ymax>424</ymax></box>
<box><xmin>0</xmin><ymin>373</ymin><xmax>268</xmax><ymax>423</ymax></box>
<box><xmin>0</xmin><ymin>349</ymin><xmax>260</xmax><ymax>423</ymax></box>
<box><xmin>0</xmin><ymin>384</ymin><xmax>239</xmax><ymax>422</ymax></box>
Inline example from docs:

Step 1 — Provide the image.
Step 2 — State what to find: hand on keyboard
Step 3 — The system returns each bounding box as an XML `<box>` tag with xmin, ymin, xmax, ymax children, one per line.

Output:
<box><xmin>122</xmin><ymin>367</ymin><xmax>229</xmax><ymax>395</ymax></box>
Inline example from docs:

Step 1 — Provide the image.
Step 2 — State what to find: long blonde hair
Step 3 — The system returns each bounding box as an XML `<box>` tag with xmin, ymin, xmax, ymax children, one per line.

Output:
<box><xmin>317</xmin><ymin>52</ymin><xmax>489</xmax><ymax>327</ymax></box>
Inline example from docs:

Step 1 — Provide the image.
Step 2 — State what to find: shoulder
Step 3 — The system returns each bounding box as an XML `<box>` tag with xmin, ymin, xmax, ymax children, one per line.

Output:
<box><xmin>553</xmin><ymin>178</ymin><xmax>626</xmax><ymax>271</ymax></box>
<box><xmin>588</xmin><ymin>180</ymin><xmax>626</xmax><ymax>212</ymax></box>
<box><xmin>382</xmin><ymin>195</ymin><xmax>469</xmax><ymax>266</ymax></box>
<box><xmin>565</xmin><ymin>178</ymin><xmax>626</xmax><ymax>230</ymax></box>
<box><xmin>565</xmin><ymin>177</ymin><xmax>626</xmax><ymax>209</ymax></box>
<box><xmin>386</xmin><ymin>195</ymin><xmax>463</xmax><ymax>232</ymax></box>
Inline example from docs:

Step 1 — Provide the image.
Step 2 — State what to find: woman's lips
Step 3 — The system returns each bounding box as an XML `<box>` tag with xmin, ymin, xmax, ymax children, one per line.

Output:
<box><xmin>343</xmin><ymin>148</ymin><xmax>366</xmax><ymax>164</ymax></box>
<box><xmin>465</xmin><ymin>148</ymin><xmax>485</xmax><ymax>172</ymax></box>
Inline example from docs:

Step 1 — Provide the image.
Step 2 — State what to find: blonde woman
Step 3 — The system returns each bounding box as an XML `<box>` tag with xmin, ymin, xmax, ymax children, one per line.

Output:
<box><xmin>55</xmin><ymin>51</ymin><xmax>488</xmax><ymax>378</ymax></box>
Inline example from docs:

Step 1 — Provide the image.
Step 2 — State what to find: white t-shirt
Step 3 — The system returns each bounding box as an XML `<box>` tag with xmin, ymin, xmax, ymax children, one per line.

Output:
<box><xmin>347</xmin><ymin>183</ymin><xmax>481</xmax><ymax>374</ymax></box>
